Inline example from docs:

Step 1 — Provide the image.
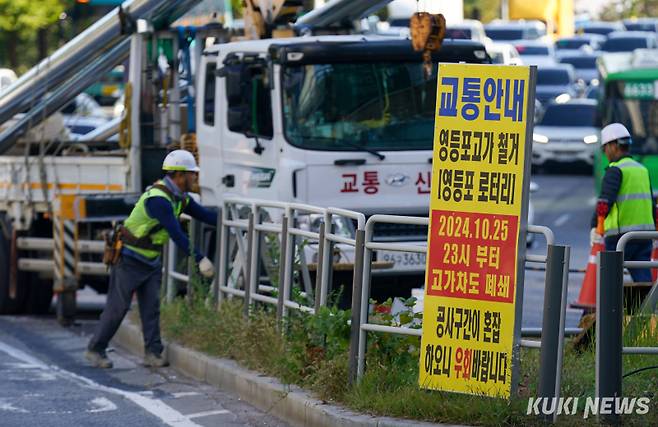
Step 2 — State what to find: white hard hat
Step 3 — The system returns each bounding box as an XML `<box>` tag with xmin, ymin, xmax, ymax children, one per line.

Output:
<box><xmin>601</xmin><ymin>123</ymin><xmax>631</xmax><ymax>146</ymax></box>
<box><xmin>162</xmin><ymin>150</ymin><xmax>200</xmax><ymax>172</ymax></box>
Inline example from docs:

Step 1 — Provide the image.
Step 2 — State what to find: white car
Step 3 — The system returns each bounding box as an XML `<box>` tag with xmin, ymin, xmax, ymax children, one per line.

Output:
<box><xmin>484</xmin><ymin>20</ymin><xmax>547</xmax><ymax>43</ymax></box>
<box><xmin>488</xmin><ymin>43</ymin><xmax>523</xmax><ymax>65</ymax></box>
<box><xmin>532</xmin><ymin>99</ymin><xmax>599</xmax><ymax>166</ymax></box>
<box><xmin>444</xmin><ymin>20</ymin><xmax>490</xmax><ymax>45</ymax></box>
<box><xmin>513</xmin><ymin>40</ymin><xmax>556</xmax><ymax>67</ymax></box>
<box><xmin>60</xmin><ymin>93</ymin><xmax>111</xmax><ymax>140</ymax></box>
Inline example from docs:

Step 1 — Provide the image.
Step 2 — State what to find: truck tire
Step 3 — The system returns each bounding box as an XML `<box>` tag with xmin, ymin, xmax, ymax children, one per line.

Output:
<box><xmin>0</xmin><ymin>225</ymin><xmax>29</xmax><ymax>314</ymax></box>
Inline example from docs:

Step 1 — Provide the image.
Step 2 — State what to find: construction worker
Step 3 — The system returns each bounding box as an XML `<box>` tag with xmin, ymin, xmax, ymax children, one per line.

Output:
<box><xmin>86</xmin><ymin>150</ymin><xmax>216</xmax><ymax>368</ymax></box>
<box><xmin>591</xmin><ymin>123</ymin><xmax>656</xmax><ymax>284</ymax></box>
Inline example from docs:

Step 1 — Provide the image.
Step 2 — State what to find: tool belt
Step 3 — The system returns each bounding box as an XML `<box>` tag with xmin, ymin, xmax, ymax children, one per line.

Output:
<box><xmin>118</xmin><ymin>225</ymin><xmax>164</xmax><ymax>251</ymax></box>
<box><xmin>102</xmin><ymin>225</ymin><xmax>123</xmax><ymax>267</ymax></box>
<box><xmin>102</xmin><ymin>224</ymin><xmax>164</xmax><ymax>267</ymax></box>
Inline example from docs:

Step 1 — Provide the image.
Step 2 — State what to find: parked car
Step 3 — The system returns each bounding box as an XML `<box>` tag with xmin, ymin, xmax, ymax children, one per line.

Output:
<box><xmin>535</xmin><ymin>64</ymin><xmax>576</xmax><ymax>104</ymax></box>
<box><xmin>554</xmin><ymin>34</ymin><xmax>605</xmax><ymax>57</ymax></box>
<box><xmin>444</xmin><ymin>20</ymin><xmax>490</xmax><ymax>45</ymax></box>
<box><xmin>60</xmin><ymin>93</ymin><xmax>111</xmax><ymax>139</ymax></box>
<box><xmin>531</xmin><ymin>99</ymin><xmax>599</xmax><ymax>165</ymax></box>
<box><xmin>513</xmin><ymin>40</ymin><xmax>555</xmax><ymax>67</ymax></box>
<box><xmin>484</xmin><ymin>20</ymin><xmax>546</xmax><ymax>42</ymax></box>
<box><xmin>600</xmin><ymin>31</ymin><xmax>658</xmax><ymax>53</ymax></box>
<box><xmin>575</xmin><ymin>21</ymin><xmax>624</xmax><ymax>36</ymax></box>
<box><xmin>623</xmin><ymin>18</ymin><xmax>658</xmax><ymax>32</ymax></box>
<box><xmin>559</xmin><ymin>53</ymin><xmax>600</xmax><ymax>84</ymax></box>
<box><xmin>487</xmin><ymin>43</ymin><xmax>523</xmax><ymax>65</ymax></box>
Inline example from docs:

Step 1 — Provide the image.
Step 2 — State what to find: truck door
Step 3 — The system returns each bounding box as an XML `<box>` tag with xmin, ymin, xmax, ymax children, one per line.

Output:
<box><xmin>217</xmin><ymin>52</ymin><xmax>278</xmax><ymax>200</ymax></box>
<box><xmin>197</xmin><ymin>56</ymin><xmax>222</xmax><ymax>206</ymax></box>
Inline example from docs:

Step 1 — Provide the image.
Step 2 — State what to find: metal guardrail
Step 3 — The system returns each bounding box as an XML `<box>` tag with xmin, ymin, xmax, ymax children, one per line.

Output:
<box><xmin>166</xmin><ymin>198</ymin><xmax>366</xmax><ymax>322</ymax></box>
<box><xmin>163</xmin><ymin>198</ymin><xmax>577</xmax><ymax>404</ymax></box>
<box><xmin>594</xmin><ymin>231</ymin><xmax>658</xmax><ymax>423</ymax></box>
<box><xmin>353</xmin><ymin>217</ymin><xmax>566</xmax><ymax>380</ymax></box>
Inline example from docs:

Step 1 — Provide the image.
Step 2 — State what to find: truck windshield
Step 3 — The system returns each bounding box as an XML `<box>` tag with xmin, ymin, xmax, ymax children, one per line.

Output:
<box><xmin>603</xmin><ymin>99</ymin><xmax>658</xmax><ymax>154</ymax></box>
<box><xmin>282</xmin><ymin>62</ymin><xmax>436</xmax><ymax>151</ymax></box>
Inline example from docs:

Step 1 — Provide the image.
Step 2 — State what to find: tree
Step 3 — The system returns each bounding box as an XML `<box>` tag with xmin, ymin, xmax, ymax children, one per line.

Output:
<box><xmin>0</xmin><ymin>0</ymin><xmax>69</xmax><ymax>69</ymax></box>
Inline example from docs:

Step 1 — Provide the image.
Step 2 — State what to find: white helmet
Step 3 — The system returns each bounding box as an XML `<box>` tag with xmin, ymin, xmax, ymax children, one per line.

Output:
<box><xmin>601</xmin><ymin>123</ymin><xmax>631</xmax><ymax>147</ymax></box>
<box><xmin>162</xmin><ymin>150</ymin><xmax>200</xmax><ymax>172</ymax></box>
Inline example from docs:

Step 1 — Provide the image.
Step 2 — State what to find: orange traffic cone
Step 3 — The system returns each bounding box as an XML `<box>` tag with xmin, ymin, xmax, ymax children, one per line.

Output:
<box><xmin>572</xmin><ymin>209</ymin><xmax>607</xmax><ymax>310</ymax></box>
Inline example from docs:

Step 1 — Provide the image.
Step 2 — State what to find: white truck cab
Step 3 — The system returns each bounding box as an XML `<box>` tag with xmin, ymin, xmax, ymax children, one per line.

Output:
<box><xmin>196</xmin><ymin>35</ymin><xmax>489</xmax><ymax>276</ymax></box>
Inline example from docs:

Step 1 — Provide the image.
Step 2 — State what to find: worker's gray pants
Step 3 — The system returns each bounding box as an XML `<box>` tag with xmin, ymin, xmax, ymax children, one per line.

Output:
<box><xmin>88</xmin><ymin>254</ymin><xmax>163</xmax><ymax>356</ymax></box>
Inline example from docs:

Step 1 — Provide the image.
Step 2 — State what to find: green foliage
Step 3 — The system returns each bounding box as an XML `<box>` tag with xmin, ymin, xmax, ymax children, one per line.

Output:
<box><xmin>0</xmin><ymin>0</ymin><xmax>67</xmax><ymax>33</ymax></box>
<box><xmin>160</xmin><ymin>296</ymin><xmax>658</xmax><ymax>425</ymax></box>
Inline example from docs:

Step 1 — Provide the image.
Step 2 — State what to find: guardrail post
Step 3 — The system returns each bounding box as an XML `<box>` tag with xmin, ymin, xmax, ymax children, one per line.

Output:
<box><xmin>217</xmin><ymin>207</ymin><xmax>229</xmax><ymax>306</ymax></box>
<box><xmin>249</xmin><ymin>208</ymin><xmax>261</xmax><ymax>310</ymax></box>
<box><xmin>282</xmin><ymin>215</ymin><xmax>295</xmax><ymax>319</ymax></box>
<box><xmin>348</xmin><ymin>229</ymin><xmax>365</xmax><ymax>385</ymax></box>
<box><xmin>211</xmin><ymin>210</ymin><xmax>223</xmax><ymax>308</ymax></box>
<box><xmin>166</xmin><ymin>241</ymin><xmax>176</xmax><ymax>303</ymax></box>
<box><xmin>320</xmin><ymin>214</ymin><xmax>334</xmax><ymax>308</ymax></box>
<box><xmin>314</xmin><ymin>222</ymin><xmax>325</xmax><ymax>313</ymax></box>
<box><xmin>243</xmin><ymin>212</ymin><xmax>254</xmax><ymax>317</ymax></box>
<box><xmin>537</xmin><ymin>244</ymin><xmax>568</xmax><ymax>423</ymax></box>
<box><xmin>357</xmin><ymin>225</ymin><xmax>374</xmax><ymax>381</ymax></box>
<box><xmin>596</xmin><ymin>250</ymin><xmax>623</xmax><ymax>426</ymax></box>
<box><xmin>276</xmin><ymin>214</ymin><xmax>288</xmax><ymax>328</ymax></box>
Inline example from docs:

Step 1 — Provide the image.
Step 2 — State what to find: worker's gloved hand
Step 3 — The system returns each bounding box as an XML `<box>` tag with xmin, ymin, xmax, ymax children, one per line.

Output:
<box><xmin>199</xmin><ymin>257</ymin><xmax>214</xmax><ymax>278</ymax></box>
<box><xmin>590</xmin><ymin>227</ymin><xmax>602</xmax><ymax>247</ymax></box>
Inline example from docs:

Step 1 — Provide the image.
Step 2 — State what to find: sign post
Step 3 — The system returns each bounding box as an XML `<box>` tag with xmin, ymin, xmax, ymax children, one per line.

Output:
<box><xmin>419</xmin><ymin>64</ymin><xmax>537</xmax><ymax>398</ymax></box>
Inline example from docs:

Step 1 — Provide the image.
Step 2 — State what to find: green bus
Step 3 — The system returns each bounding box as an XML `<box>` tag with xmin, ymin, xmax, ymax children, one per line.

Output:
<box><xmin>596</xmin><ymin>51</ymin><xmax>658</xmax><ymax>192</ymax></box>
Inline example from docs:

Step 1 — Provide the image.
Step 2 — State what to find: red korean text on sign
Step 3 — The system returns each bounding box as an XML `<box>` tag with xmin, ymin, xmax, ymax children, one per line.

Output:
<box><xmin>427</xmin><ymin>209</ymin><xmax>518</xmax><ymax>303</ymax></box>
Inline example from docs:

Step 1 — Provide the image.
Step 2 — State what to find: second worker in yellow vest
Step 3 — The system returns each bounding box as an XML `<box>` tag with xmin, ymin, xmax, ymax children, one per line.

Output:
<box><xmin>86</xmin><ymin>150</ymin><xmax>218</xmax><ymax>369</ymax></box>
<box><xmin>591</xmin><ymin>123</ymin><xmax>656</xmax><ymax>284</ymax></box>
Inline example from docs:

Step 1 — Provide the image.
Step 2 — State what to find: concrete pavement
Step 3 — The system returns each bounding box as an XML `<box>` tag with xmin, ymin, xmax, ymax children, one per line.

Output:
<box><xmin>0</xmin><ymin>315</ymin><xmax>289</xmax><ymax>427</ymax></box>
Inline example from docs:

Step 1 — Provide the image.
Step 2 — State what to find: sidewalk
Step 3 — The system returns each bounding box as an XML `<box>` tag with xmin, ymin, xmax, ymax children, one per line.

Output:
<box><xmin>115</xmin><ymin>317</ymin><xmax>463</xmax><ymax>427</ymax></box>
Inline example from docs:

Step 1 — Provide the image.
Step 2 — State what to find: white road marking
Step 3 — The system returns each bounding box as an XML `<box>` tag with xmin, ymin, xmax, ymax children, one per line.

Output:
<box><xmin>0</xmin><ymin>399</ymin><xmax>29</xmax><ymax>413</ymax></box>
<box><xmin>171</xmin><ymin>392</ymin><xmax>201</xmax><ymax>398</ymax></box>
<box><xmin>87</xmin><ymin>397</ymin><xmax>118</xmax><ymax>413</ymax></box>
<box><xmin>0</xmin><ymin>340</ymin><xmax>202</xmax><ymax>427</ymax></box>
<box><xmin>553</xmin><ymin>213</ymin><xmax>570</xmax><ymax>227</ymax></box>
<box><xmin>186</xmin><ymin>409</ymin><xmax>231</xmax><ymax>419</ymax></box>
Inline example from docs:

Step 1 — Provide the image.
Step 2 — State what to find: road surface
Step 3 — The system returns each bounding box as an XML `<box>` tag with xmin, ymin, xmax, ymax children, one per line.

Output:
<box><xmin>0</xmin><ymin>315</ymin><xmax>289</xmax><ymax>427</ymax></box>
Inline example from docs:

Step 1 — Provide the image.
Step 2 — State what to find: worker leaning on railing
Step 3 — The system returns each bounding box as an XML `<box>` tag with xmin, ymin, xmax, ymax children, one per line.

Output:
<box><xmin>590</xmin><ymin>123</ymin><xmax>656</xmax><ymax>284</ymax></box>
<box><xmin>86</xmin><ymin>150</ymin><xmax>216</xmax><ymax>369</ymax></box>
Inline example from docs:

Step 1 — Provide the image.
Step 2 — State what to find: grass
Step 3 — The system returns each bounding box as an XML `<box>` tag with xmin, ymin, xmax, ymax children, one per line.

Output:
<box><xmin>159</xmin><ymin>295</ymin><xmax>658</xmax><ymax>426</ymax></box>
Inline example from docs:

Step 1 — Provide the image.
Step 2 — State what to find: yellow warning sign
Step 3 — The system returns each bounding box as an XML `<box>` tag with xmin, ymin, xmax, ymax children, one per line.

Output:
<box><xmin>419</xmin><ymin>64</ymin><xmax>536</xmax><ymax>398</ymax></box>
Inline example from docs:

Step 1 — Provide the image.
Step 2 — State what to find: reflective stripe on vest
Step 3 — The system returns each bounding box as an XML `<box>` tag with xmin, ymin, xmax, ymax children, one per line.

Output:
<box><xmin>123</xmin><ymin>180</ymin><xmax>187</xmax><ymax>259</ymax></box>
<box><xmin>604</xmin><ymin>158</ymin><xmax>655</xmax><ymax>237</ymax></box>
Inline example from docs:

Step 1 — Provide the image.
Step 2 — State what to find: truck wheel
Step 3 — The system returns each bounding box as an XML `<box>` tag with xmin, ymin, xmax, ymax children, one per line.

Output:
<box><xmin>0</xmin><ymin>225</ymin><xmax>28</xmax><ymax>314</ymax></box>
<box><xmin>56</xmin><ymin>291</ymin><xmax>76</xmax><ymax>326</ymax></box>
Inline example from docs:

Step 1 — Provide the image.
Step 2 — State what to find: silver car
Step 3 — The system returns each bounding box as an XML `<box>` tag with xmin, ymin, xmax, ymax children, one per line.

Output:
<box><xmin>532</xmin><ymin>99</ymin><xmax>599</xmax><ymax>165</ymax></box>
<box><xmin>558</xmin><ymin>53</ymin><xmax>600</xmax><ymax>84</ymax></box>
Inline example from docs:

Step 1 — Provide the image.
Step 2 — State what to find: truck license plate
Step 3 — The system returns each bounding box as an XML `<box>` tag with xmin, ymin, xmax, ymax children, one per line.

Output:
<box><xmin>378</xmin><ymin>251</ymin><xmax>426</xmax><ymax>271</ymax></box>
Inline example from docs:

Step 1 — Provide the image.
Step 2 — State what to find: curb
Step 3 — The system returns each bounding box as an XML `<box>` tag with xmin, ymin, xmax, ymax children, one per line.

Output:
<box><xmin>114</xmin><ymin>317</ymin><xmax>463</xmax><ymax>427</ymax></box>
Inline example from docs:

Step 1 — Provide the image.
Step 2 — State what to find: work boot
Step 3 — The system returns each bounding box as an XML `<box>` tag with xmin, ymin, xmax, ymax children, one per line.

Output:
<box><xmin>84</xmin><ymin>350</ymin><xmax>113</xmax><ymax>369</ymax></box>
<box><xmin>143</xmin><ymin>352</ymin><xmax>169</xmax><ymax>368</ymax></box>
